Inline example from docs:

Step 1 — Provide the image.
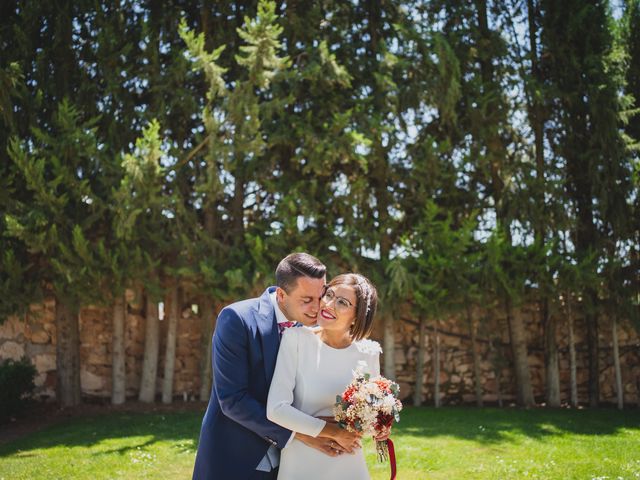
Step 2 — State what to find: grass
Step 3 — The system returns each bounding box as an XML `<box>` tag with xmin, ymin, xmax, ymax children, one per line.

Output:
<box><xmin>1</xmin><ymin>406</ymin><xmax>639</xmax><ymax>479</ymax></box>
<box><xmin>364</xmin><ymin>407</ymin><xmax>640</xmax><ymax>479</ymax></box>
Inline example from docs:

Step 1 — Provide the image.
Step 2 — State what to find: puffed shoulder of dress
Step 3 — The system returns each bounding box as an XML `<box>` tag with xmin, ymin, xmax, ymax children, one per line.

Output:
<box><xmin>353</xmin><ymin>338</ymin><xmax>382</xmax><ymax>355</ymax></box>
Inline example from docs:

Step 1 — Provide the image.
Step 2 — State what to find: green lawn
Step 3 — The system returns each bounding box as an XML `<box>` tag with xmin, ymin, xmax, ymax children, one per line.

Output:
<box><xmin>1</xmin><ymin>406</ymin><xmax>639</xmax><ymax>479</ymax></box>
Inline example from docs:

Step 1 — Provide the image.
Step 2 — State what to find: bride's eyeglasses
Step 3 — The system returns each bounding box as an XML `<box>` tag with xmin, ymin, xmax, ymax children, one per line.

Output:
<box><xmin>321</xmin><ymin>286</ymin><xmax>354</xmax><ymax>311</ymax></box>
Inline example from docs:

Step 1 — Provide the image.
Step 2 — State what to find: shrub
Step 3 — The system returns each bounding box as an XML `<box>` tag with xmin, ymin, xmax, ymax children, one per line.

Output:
<box><xmin>0</xmin><ymin>357</ymin><xmax>37</xmax><ymax>422</ymax></box>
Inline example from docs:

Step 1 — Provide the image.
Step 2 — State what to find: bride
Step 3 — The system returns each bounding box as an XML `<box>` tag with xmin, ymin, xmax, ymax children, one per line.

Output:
<box><xmin>267</xmin><ymin>273</ymin><xmax>389</xmax><ymax>479</ymax></box>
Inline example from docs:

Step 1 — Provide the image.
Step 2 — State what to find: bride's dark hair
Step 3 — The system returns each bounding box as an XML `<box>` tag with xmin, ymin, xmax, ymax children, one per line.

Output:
<box><xmin>326</xmin><ymin>273</ymin><xmax>378</xmax><ymax>341</ymax></box>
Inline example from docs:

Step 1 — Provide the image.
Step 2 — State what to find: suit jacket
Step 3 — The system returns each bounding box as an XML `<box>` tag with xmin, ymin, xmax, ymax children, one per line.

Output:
<box><xmin>192</xmin><ymin>287</ymin><xmax>292</xmax><ymax>480</ymax></box>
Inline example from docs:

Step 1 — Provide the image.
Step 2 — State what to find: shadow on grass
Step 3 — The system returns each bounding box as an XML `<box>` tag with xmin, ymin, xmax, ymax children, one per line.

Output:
<box><xmin>0</xmin><ymin>411</ymin><xmax>203</xmax><ymax>458</ymax></box>
<box><xmin>1</xmin><ymin>406</ymin><xmax>639</xmax><ymax>458</ymax></box>
<box><xmin>90</xmin><ymin>437</ymin><xmax>161</xmax><ymax>456</ymax></box>
<box><xmin>395</xmin><ymin>406</ymin><xmax>640</xmax><ymax>444</ymax></box>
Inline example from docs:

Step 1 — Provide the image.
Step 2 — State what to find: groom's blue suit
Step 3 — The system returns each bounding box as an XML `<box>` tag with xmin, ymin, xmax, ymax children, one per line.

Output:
<box><xmin>192</xmin><ymin>287</ymin><xmax>292</xmax><ymax>480</ymax></box>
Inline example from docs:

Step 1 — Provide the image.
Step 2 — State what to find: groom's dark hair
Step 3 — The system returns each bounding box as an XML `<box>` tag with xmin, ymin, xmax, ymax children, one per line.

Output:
<box><xmin>276</xmin><ymin>253</ymin><xmax>326</xmax><ymax>293</ymax></box>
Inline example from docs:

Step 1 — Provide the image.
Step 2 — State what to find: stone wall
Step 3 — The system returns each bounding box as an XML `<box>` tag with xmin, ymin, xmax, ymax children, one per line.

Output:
<box><xmin>1</xmin><ymin>297</ymin><xmax>638</xmax><ymax>406</ymax></box>
<box><xmin>377</xmin><ymin>304</ymin><xmax>640</xmax><ymax>406</ymax></box>
<box><xmin>0</xmin><ymin>295</ymin><xmax>209</xmax><ymax>402</ymax></box>
<box><xmin>0</xmin><ymin>300</ymin><xmax>57</xmax><ymax>398</ymax></box>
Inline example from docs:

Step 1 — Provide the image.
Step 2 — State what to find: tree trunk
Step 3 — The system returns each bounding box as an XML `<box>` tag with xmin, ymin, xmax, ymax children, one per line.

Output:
<box><xmin>52</xmin><ymin>0</ymin><xmax>72</xmax><ymax>101</ymax></box>
<box><xmin>527</xmin><ymin>0</ymin><xmax>555</xmax><ymax>409</ymax></box>
<box><xmin>529</xmin><ymin>0</ymin><xmax>557</xmax><ymax>406</ymax></box>
<box><xmin>230</xmin><ymin>173</ymin><xmax>245</xmax><ymax>244</ymax></box>
<box><xmin>434</xmin><ymin>321</ymin><xmax>441</xmax><ymax>408</ymax></box>
<box><xmin>543</xmin><ymin>299</ymin><xmax>561</xmax><ymax>407</ymax></box>
<box><xmin>366</xmin><ymin>0</ymin><xmax>396</xmax><ymax>388</ymax></box>
<box><xmin>566</xmin><ymin>105</ymin><xmax>599</xmax><ymax>407</ymax></box>
<box><xmin>526</xmin><ymin>0</ymin><xmax>545</xmax><ymax>177</ymax></box>
<box><xmin>586</xmin><ymin>308</ymin><xmax>600</xmax><ymax>407</ymax></box>
<box><xmin>490</xmin><ymin>339</ymin><xmax>503</xmax><ymax>408</ymax></box>
<box><xmin>199</xmin><ymin>197</ymin><xmax>218</xmax><ymax>402</ymax></box>
<box><xmin>382</xmin><ymin>314</ymin><xmax>396</xmax><ymax>381</ymax></box>
<box><xmin>139</xmin><ymin>292</ymin><xmax>160</xmax><ymax>403</ymax></box>
<box><xmin>111</xmin><ymin>293</ymin><xmax>126</xmax><ymax>405</ymax></box>
<box><xmin>612</xmin><ymin>315</ymin><xmax>623</xmax><ymax>410</ymax></box>
<box><xmin>505</xmin><ymin>296</ymin><xmax>534</xmax><ymax>407</ymax></box>
<box><xmin>55</xmin><ymin>298</ymin><xmax>82</xmax><ymax>407</ymax></box>
<box><xmin>466</xmin><ymin>304</ymin><xmax>483</xmax><ymax>407</ymax></box>
<box><xmin>162</xmin><ymin>283</ymin><xmax>180</xmax><ymax>404</ymax></box>
<box><xmin>567</xmin><ymin>294</ymin><xmax>578</xmax><ymax>407</ymax></box>
<box><xmin>413</xmin><ymin>317</ymin><xmax>426</xmax><ymax>407</ymax></box>
<box><xmin>199</xmin><ymin>296</ymin><xmax>216</xmax><ymax>402</ymax></box>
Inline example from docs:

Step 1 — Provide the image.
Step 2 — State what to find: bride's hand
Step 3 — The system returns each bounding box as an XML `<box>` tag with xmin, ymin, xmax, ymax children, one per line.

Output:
<box><xmin>321</xmin><ymin>423</ymin><xmax>361</xmax><ymax>453</ymax></box>
<box><xmin>296</xmin><ymin>433</ymin><xmax>346</xmax><ymax>457</ymax></box>
<box><xmin>319</xmin><ymin>421</ymin><xmax>362</xmax><ymax>453</ymax></box>
<box><xmin>334</xmin><ymin>428</ymin><xmax>362</xmax><ymax>452</ymax></box>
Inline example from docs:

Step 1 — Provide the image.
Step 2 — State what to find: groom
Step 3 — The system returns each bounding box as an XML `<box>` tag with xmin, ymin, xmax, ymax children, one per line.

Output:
<box><xmin>193</xmin><ymin>252</ymin><xmax>341</xmax><ymax>480</ymax></box>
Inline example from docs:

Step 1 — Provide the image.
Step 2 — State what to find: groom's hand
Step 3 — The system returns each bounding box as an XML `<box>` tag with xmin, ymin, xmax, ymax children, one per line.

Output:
<box><xmin>295</xmin><ymin>433</ymin><xmax>351</xmax><ymax>456</ymax></box>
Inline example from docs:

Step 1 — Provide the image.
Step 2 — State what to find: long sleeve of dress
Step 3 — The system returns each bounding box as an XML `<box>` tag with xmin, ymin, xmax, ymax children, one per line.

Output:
<box><xmin>373</xmin><ymin>348</ymin><xmax>381</xmax><ymax>377</ymax></box>
<box><xmin>267</xmin><ymin>329</ymin><xmax>326</xmax><ymax>438</ymax></box>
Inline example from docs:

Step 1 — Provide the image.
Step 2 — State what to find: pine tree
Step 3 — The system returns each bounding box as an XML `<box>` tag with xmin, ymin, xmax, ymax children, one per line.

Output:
<box><xmin>180</xmin><ymin>0</ymin><xmax>293</xmax><ymax>398</ymax></box>
<box><xmin>541</xmin><ymin>0</ymin><xmax>635</xmax><ymax>406</ymax></box>
<box><xmin>7</xmin><ymin>100</ymin><xmax>108</xmax><ymax>407</ymax></box>
<box><xmin>113</xmin><ymin>119</ymin><xmax>171</xmax><ymax>403</ymax></box>
<box><xmin>622</xmin><ymin>0</ymin><xmax>640</xmax><ymax>341</ymax></box>
<box><xmin>406</xmin><ymin>202</ymin><xmax>477</xmax><ymax>407</ymax></box>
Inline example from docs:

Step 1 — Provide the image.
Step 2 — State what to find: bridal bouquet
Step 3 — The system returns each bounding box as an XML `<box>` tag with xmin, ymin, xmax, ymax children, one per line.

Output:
<box><xmin>333</xmin><ymin>365</ymin><xmax>403</xmax><ymax>471</ymax></box>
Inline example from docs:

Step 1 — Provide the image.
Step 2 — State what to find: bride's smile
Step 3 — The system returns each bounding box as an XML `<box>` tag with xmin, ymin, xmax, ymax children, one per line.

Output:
<box><xmin>320</xmin><ymin>309</ymin><xmax>336</xmax><ymax>320</ymax></box>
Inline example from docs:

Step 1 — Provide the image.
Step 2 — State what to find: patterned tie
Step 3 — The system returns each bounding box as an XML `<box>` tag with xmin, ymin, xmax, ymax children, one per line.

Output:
<box><xmin>278</xmin><ymin>321</ymin><xmax>297</xmax><ymax>336</ymax></box>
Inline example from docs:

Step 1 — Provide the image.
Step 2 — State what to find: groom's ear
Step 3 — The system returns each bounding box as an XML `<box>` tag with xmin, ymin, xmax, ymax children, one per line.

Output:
<box><xmin>275</xmin><ymin>287</ymin><xmax>286</xmax><ymax>303</ymax></box>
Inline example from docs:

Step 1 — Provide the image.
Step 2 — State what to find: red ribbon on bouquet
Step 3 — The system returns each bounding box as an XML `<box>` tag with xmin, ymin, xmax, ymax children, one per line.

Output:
<box><xmin>387</xmin><ymin>438</ymin><xmax>397</xmax><ymax>480</ymax></box>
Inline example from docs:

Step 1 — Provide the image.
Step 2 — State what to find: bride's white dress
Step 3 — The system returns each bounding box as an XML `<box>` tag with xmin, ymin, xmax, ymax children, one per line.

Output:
<box><xmin>267</xmin><ymin>326</ymin><xmax>381</xmax><ymax>480</ymax></box>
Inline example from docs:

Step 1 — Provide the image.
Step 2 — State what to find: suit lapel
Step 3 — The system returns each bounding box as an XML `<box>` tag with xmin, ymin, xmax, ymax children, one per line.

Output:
<box><xmin>255</xmin><ymin>287</ymin><xmax>279</xmax><ymax>384</ymax></box>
